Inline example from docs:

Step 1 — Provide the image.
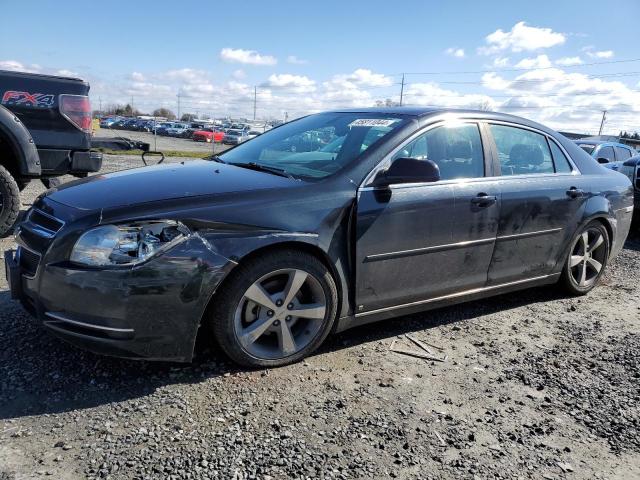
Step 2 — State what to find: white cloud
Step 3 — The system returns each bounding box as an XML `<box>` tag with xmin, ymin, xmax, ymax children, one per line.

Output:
<box><xmin>220</xmin><ymin>48</ymin><xmax>277</xmax><ymax>66</ymax></box>
<box><xmin>231</xmin><ymin>69</ymin><xmax>246</xmax><ymax>80</ymax></box>
<box><xmin>130</xmin><ymin>71</ymin><xmax>145</xmax><ymax>82</ymax></box>
<box><xmin>514</xmin><ymin>54</ymin><xmax>552</xmax><ymax>69</ymax></box>
<box><xmin>445</xmin><ymin>48</ymin><xmax>465</xmax><ymax>58</ymax></box>
<box><xmin>555</xmin><ymin>56</ymin><xmax>583</xmax><ymax>66</ymax></box>
<box><xmin>287</xmin><ymin>55</ymin><xmax>308</xmax><ymax>65</ymax></box>
<box><xmin>478</xmin><ymin>21</ymin><xmax>565</xmax><ymax>55</ymax></box>
<box><xmin>0</xmin><ymin>60</ymin><xmax>41</xmax><ymax>73</ymax></box>
<box><xmin>587</xmin><ymin>50</ymin><xmax>614</xmax><ymax>59</ymax></box>
<box><xmin>262</xmin><ymin>74</ymin><xmax>316</xmax><ymax>93</ymax></box>
<box><xmin>55</xmin><ymin>69</ymin><xmax>79</xmax><ymax>77</ymax></box>
<box><xmin>325</xmin><ymin>68</ymin><xmax>393</xmax><ymax>89</ymax></box>
<box><xmin>492</xmin><ymin>57</ymin><xmax>510</xmax><ymax>68</ymax></box>
<box><xmin>161</xmin><ymin>68</ymin><xmax>209</xmax><ymax>84</ymax></box>
<box><xmin>404</xmin><ymin>82</ymin><xmax>496</xmax><ymax>110</ymax></box>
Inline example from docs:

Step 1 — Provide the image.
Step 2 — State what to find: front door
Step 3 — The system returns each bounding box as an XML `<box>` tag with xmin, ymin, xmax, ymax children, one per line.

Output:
<box><xmin>485</xmin><ymin>123</ymin><xmax>589</xmax><ymax>285</ymax></box>
<box><xmin>355</xmin><ymin>121</ymin><xmax>500</xmax><ymax>314</ymax></box>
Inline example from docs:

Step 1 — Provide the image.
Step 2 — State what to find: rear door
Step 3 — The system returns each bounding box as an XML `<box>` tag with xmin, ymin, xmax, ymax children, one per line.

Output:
<box><xmin>355</xmin><ymin>121</ymin><xmax>500</xmax><ymax>314</ymax></box>
<box><xmin>485</xmin><ymin>123</ymin><xmax>589</xmax><ymax>285</ymax></box>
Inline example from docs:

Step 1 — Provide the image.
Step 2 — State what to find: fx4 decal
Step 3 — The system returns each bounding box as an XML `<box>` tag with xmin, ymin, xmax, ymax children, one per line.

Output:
<box><xmin>2</xmin><ymin>90</ymin><xmax>55</xmax><ymax>108</ymax></box>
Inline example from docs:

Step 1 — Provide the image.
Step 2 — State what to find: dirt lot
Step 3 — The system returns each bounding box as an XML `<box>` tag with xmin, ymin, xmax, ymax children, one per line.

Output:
<box><xmin>0</xmin><ymin>155</ymin><xmax>639</xmax><ymax>479</ymax></box>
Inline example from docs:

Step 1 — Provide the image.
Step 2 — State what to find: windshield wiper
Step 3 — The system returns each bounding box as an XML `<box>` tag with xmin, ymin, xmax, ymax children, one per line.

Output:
<box><xmin>209</xmin><ymin>155</ymin><xmax>227</xmax><ymax>164</ymax></box>
<box><xmin>229</xmin><ymin>162</ymin><xmax>295</xmax><ymax>179</ymax></box>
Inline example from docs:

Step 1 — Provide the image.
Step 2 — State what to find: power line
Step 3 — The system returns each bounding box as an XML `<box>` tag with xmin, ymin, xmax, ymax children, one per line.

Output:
<box><xmin>394</xmin><ymin>57</ymin><xmax>640</xmax><ymax>76</ymax></box>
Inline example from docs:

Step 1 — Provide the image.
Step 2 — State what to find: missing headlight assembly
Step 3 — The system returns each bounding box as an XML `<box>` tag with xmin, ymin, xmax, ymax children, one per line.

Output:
<box><xmin>70</xmin><ymin>221</ymin><xmax>190</xmax><ymax>267</ymax></box>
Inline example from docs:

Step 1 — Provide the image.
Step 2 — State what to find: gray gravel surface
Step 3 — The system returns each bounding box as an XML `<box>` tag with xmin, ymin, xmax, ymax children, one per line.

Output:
<box><xmin>0</xmin><ymin>155</ymin><xmax>639</xmax><ymax>479</ymax></box>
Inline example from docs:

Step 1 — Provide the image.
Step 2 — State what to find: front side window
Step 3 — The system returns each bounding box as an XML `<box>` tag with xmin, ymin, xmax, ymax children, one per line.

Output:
<box><xmin>220</xmin><ymin>113</ymin><xmax>406</xmax><ymax>179</ymax></box>
<box><xmin>391</xmin><ymin>123</ymin><xmax>485</xmax><ymax>180</ymax></box>
<box><xmin>490</xmin><ymin>124</ymin><xmax>554</xmax><ymax>176</ymax></box>
<box><xmin>614</xmin><ymin>146</ymin><xmax>632</xmax><ymax>161</ymax></box>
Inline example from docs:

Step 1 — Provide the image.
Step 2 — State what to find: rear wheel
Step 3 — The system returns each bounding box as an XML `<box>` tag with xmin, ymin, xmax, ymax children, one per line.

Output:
<box><xmin>0</xmin><ymin>164</ymin><xmax>21</xmax><ymax>237</ymax></box>
<box><xmin>209</xmin><ymin>250</ymin><xmax>338</xmax><ymax>367</ymax></box>
<box><xmin>560</xmin><ymin>221</ymin><xmax>610</xmax><ymax>295</ymax></box>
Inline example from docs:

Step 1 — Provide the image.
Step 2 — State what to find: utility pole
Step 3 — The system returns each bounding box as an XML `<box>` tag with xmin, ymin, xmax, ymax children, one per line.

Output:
<box><xmin>598</xmin><ymin>110</ymin><xmax>607</xmax><ymax>135</ymax></box>
<box><xmin>284</xmin><ymin>111</ymin><xmax>288</xmax><ymax>124</ymax></box>
<box><xmin>130</xmin><ymin>96</ymin><xmax>134</xmax><ymax>114</ymax></box>
<box><xmin>98</xmin><ymin>97</ymin><xmax>102</xmax><ymax>117</ymax></box>
<box><xmin>177</xmin><ymin>92</ymin><xmax>181</xmax><ymax>121</ymax></box>
<box><xmin>399</xmin><ymin>73</ymin><xmax>405</xmax><ymax>106</ymax></box>
<box><xmin>253</xmin><ymin>86</ymin><xmax>257</xmax><ymax>121</ymax></box>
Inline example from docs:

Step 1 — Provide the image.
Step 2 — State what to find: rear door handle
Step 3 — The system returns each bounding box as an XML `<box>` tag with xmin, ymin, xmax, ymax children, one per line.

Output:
<box><xmin>471</xmin><ymin>193</ymin><xmax>497</xmax><ymax>207</ymax></box>
<box><xmin>566</xmin><ymin>187</ymin><xmax>584</xmax><ymax>199</ymax></box>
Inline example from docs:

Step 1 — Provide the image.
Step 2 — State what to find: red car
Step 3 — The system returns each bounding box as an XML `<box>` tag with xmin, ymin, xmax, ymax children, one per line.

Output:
<box><xmin>192</xmin><ymin>128</ymin><xmax>224</xmax><ymax>143</ymax></box>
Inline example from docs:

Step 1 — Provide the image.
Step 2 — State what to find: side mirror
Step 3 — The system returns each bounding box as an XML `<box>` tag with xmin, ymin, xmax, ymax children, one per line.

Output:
<box><xmin>596</xmin><ymin>157</ymin><xmax>610</xmax><ymax>164</ymax></box>
<box><xmin>375</xmin><ymin>157</ymin><xmax>440</xmax><ymax>186</ymax></box>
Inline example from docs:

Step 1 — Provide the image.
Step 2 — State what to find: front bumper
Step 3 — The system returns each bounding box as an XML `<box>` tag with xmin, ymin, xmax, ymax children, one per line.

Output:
<box><xmin>5</xmin><ymin>237</ymin><xmax>234</xmax><ymax>362</ymax></box>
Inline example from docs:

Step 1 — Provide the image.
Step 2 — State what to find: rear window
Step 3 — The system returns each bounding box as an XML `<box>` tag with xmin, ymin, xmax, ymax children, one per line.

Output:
<box><xmin>615</xmin><ymin>146</ymin><xmax>632</xmax><ymax>161</ymax></box>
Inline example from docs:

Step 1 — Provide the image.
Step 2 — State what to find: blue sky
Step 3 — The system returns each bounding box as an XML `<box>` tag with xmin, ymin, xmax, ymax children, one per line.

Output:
<box><xmin>1</xmin><ymin>0</ymin><xmax>639</xmax><ymax>133</ymax></box>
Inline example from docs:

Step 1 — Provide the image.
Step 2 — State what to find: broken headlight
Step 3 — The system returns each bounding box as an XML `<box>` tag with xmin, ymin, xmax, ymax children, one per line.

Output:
<box><xmin>70</xmin><ymin>221</ymin><xmax>189</xmax><ymax>267</ymax></box>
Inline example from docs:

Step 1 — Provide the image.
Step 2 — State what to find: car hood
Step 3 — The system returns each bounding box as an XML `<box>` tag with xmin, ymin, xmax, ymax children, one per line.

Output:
<box><xmin>46</xmin><ymin>160</ymin><xmax>298</xmax><ymax>210</ymax></box>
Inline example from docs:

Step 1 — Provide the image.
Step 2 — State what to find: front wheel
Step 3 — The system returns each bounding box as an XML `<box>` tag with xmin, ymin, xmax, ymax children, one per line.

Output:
<box><xmin>209</xmin><ymin>250</ymin><xmax>338</xmax><ymax>367</ymax></box>
<box><xmin>0</xmin><ymin>164</ymin><xmax>21</xmax><ymax>237</ymax></box>
<box><xmin>560</xmin><ymin>221</ymin><xmax>610</xmax><ymax>295</ymax></box>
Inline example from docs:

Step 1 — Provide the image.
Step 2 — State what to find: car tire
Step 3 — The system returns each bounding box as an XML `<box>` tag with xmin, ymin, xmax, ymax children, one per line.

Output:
<box><xmin>209</xmin><ymin>250</ymin><xmax>338</xmax><ymax>368</ymax></box>
<box><xmin>0</xmin><ymin>164</ymin><xmax>21</xmax><ymax>237</ymax></box>
<box><xmin>559</xmin><ymin>221</ymin><xmax>610</xmax><ymax>295</ymax></box>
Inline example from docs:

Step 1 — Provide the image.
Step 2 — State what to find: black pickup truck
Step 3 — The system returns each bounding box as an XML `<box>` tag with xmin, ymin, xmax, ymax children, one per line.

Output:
<box><xmin>0</xmin><ymin>70</ymin><xmax>102</xmax><ymax>236</ymax></box>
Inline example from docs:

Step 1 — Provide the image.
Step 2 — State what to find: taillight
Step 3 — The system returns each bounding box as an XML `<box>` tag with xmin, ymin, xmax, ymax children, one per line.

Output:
<box><xmin>59</xmin><ymin>94</ymin><xmax>92</xmax><ymax>132</ymax></box>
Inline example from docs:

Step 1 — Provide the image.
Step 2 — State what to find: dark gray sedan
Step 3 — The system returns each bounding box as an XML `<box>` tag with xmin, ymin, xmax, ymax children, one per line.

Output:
<box><xmin>5</xmin><ymin>108</ymin><xmax>634</xmax><ymax>367</ymax></box>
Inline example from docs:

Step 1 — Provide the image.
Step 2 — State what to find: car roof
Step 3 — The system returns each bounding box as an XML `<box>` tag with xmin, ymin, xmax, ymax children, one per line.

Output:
<box><xmin>326</xmin><ymin>106</ymin><xmax>556</xmax><ymax>126</ymax></box>
<box><xmin>574</xmin><ymin>140</ymin><xmax>630</xmax><ymax>147</ymax></box>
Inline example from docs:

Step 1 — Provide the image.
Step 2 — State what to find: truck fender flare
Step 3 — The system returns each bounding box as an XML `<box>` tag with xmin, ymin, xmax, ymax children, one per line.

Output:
<box><xmin>0</xmin><ymin>104</ymin><xmax>41</xmax><ymax>176</ymax></box>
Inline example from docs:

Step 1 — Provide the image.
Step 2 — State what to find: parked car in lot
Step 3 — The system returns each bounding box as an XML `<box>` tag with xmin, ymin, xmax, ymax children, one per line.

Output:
<box><xmin>99</xmin><ymin>117</ymin><xmax>120</xmax><ymax>128</ymax></box>
<box><xmin>192</xmin><ymin>127</ymin><xmax>224</xmax><ymax>143</ymax></box>
<box><xmin>247</xmin><ymin>130</ymin><xmax>262</xmax><ymax>140</ymax></box>
<box><xmin>165</xmin><ymin>123</ymin><xmax>190</xmax><ymax>137</ymax></box>
<box><xmin>574</xmin><ymin>140</ymin><xmax>636</xmax><ymax>169</ymax></box>
<box><xmin>223</xmin><ymin>129</ymin><xmax>250</xmax><ymax>145</ymax></box>
<box><xmin>5</xmin><ymin>108</ymin><xmax>634</xmax><ymax>367</ymax></box>
<box><xmin>155</xmin><ymin>122</ymin><xmax>175</xmax><ymax>136</ymax></box>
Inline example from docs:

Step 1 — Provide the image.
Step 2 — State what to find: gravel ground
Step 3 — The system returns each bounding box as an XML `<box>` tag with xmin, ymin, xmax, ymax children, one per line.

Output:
<box><xmin>0</xmin><ymin>155</ymin><xmax>639</xmax><ymax>479</ymax></box>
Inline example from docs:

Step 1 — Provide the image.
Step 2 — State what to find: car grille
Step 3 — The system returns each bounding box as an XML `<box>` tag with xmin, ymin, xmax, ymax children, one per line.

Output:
<box><xmin>28</xmin><ymin>209</ymin><xmax>64</xmax><ymax>236</ymax></box>
<box><xmin>18</xmin><ymin>246</ymin><xmax>41</xmax><ymax>278</ymax></box>
<box><xmin>16</xmin><ymin>209</ymin><xmax>65</xmax><ymax>277</ymax></box>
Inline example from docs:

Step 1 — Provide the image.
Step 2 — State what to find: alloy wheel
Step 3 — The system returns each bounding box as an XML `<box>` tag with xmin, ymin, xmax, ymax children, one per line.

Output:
<box><xmin>233</xmin><ymin>268</ymin><xmax>327</xmax><ymax>360</ymax></box>
<box><xmin>569</xmin><ymin>227</ymin><xmax>607</xmax><ymax>288</ymax></box>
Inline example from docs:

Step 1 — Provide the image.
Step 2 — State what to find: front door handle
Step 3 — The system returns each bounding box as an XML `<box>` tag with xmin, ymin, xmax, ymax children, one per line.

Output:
<box><xmin>471</xmin><ymin>193</ymin><xmax>497</xmax><ymax>207</ymax></box>
<box><xmin>566</xmin><ymin>187</ymin><xmax>584</xmax><ymax>199</ymax></box>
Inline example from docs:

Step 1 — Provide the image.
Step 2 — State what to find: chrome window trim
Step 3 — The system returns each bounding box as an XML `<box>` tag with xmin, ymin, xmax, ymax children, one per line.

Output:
<box><xmin>361</xmin><ymin>119</ymin><xmax>486</xmax><ymax>188</ymax></box>
<box><xmin>486</xmin><ymin>120</ymin><xmax>581</xmax><ymax>175</ymax></box>
<box><xmin>360</xmin><ymin>118</ymin><xmax>582</xmax><ymax>190</ymax></box>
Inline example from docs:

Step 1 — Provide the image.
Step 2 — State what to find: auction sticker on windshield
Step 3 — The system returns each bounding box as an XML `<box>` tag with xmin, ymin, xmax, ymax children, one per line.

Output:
<box><xmin>349</xmin><ymin>118</ymin><xmax>398</xmax><ymax>128</ymax></box>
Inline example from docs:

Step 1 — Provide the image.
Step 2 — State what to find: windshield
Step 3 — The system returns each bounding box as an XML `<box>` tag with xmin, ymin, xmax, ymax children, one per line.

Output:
<box><xmin>219</xmin><ymin>112</ymin><xmax>406</xmax><ymax>179</ymax></box>
<box><xmin>578</xmin><ymin>144</ymin><xmax>595</xmax><ymax>154</ymax></box>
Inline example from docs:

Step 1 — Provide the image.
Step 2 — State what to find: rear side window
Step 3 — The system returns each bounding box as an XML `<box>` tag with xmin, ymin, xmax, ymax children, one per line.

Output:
<box><xmin>392</xmin><ymin>123</ymin><xmax>485</xmax><ymax>180</ymax></box>
<box><xmin>489</xmin><ymin>124</ymin><xmax>554</xmax><ymax>175</ymax></box>
<box><xmin>549</xmin><ymin>140</ymin><xmax>573</xmax><ymax>173</ymax></box>
<box><xmin>614</xmin><ymin>146</ymin><xmax>632</xmax><ymax>161</ymax></box>
<box><xmin>596</xmin><ymin>146</ymin><xmax>615</xmax><ymax>163</ymax></box>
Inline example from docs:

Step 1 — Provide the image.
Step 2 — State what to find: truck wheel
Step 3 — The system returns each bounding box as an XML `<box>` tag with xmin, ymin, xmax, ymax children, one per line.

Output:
<box><xmin>0</xmin><ymin>164</ymin><xmax>21</xmax><ymax>237</ymax></box>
